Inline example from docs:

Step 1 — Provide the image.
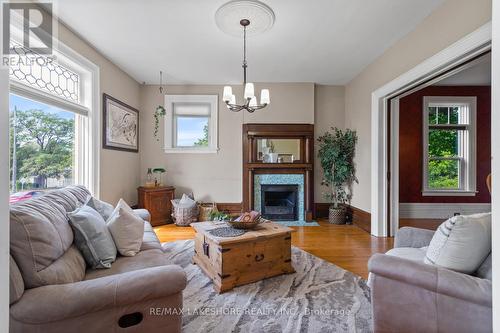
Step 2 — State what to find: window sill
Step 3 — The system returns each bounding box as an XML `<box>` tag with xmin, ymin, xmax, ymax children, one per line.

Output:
<box><xmin>164</xmin><ymin>147</ymin><xmax>219</xmax><ymax>154</ymax></box>
<box><xmin>421</xmin><ymin>190</ymin><xmax>477</xmax><ymax>197</ymax></box>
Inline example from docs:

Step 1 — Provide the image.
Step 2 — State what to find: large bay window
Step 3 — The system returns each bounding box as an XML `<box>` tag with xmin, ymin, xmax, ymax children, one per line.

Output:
<box><xmin>422</xmin><ymin>96</ymin><xmax>477</xmax><ymax>196</ymax></box>
<box><xmin>8</xmin><ymin>33</ymin><xmax>99</xmax><ymax>198</ymax></box>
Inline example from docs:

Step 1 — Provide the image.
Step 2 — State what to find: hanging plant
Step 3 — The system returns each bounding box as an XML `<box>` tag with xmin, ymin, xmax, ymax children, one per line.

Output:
<box><xmin>154</xmin><ymin>105</ymin><xmax>166</xmax><ymax>141</ymax></box>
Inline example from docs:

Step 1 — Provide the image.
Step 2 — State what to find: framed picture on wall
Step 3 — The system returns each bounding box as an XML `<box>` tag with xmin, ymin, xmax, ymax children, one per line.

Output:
<box><xmin>103</xmin><ymin>93</ymin><xmax>139</xmax><ymax>152</ymax></box>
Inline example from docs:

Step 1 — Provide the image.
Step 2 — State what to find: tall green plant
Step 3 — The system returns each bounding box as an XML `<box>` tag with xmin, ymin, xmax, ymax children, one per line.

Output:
<box><xmin>317</xmin><ymin>127</ymin><xmax>358</xmax><ymax>208</ymax></box>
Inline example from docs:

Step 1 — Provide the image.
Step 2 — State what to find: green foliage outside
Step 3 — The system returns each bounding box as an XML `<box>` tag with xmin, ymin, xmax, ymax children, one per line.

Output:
<box><xmin>194</xmin><ymin>124</ymin><xmax>209</xmax><ymax>147</ymax></box>
<box><xmin>317</xmin><ymin>127</ymin><xmax>358</xmax><ymax>208</ymax></box>
<box><xmin>10</xmin><ymin>109</ymin><xmax>74</xmax><ymax>192</ymax></box>
<box><xmin>427</xmin><ymin>106</ymin><xmax>460</xmax><ymax>189</ymax></box>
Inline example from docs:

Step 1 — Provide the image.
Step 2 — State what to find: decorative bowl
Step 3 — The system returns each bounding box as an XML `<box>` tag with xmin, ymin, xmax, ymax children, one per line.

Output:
<box><xmin>227</xmin><ymin>217</ymin><xmax>264</xmax><ymax>230</ymax></box>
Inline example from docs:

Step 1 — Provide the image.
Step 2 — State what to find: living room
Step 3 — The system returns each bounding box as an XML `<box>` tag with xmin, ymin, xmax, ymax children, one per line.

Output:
<box><xmin>1</xmin><ymin>0</ymin><xmax>499</xmax><ymax>332</ymax></box>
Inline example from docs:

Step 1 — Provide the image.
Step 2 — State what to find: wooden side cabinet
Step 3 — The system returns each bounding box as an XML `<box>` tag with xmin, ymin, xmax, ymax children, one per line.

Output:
<box><xmin>137</xmin><ymin>186</ymin><xmax>175</xmax><ymax>226</ymax></box>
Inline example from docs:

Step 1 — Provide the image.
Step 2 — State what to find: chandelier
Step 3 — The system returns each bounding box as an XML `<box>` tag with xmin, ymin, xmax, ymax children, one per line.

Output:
<box><xmin>222</xmin><ymin>19</ymin><xmax>270</xmax><ymax>113</ymax></box>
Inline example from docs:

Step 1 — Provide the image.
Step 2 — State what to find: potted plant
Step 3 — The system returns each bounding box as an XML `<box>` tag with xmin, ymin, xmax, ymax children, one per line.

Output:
<box><xmin>317</xmin><ymin>127</ymin><xmax>358</xmax><ymax>224</ymax></box>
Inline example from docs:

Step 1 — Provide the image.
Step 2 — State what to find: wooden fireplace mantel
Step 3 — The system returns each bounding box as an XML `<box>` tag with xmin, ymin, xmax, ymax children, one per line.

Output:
<box><xmin>242</xmin><ymin>123</ymin><xmax>314</xmax><ymax>221</ymax></box>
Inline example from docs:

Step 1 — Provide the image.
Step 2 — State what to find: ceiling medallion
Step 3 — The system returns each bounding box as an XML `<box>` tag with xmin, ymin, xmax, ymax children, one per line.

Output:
<box><xmin>215</xmin><ymin>0</ymin><xmax>275</xmax><ymax>37</ymax></box>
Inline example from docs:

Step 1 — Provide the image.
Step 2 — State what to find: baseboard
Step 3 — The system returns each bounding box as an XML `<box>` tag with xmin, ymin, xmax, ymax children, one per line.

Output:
<box><xmin>314</xmin><ymin>203</ymin><xmax>330</xmax><ymax>218</ymax></box>
<box><xmin>216</xmin><ymin>202</ymin><xmax>243</xmax><ymax>214</ymax></box>
<box><xmin>399</xmin><ymin>203</ymin><xmax>491</xmax><ymax>219</ymax></box>
<box><xmin>349</xmin><ymin>206</ymin><xmax>371</xmax><ymax>233</ymax></box>
<box><xmin>314</xmin><ymin>203</ymin><xmax>371</xmax><ymax>234</ymax></box>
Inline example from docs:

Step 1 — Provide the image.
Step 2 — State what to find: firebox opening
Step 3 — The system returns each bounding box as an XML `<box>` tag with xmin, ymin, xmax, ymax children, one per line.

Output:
<box><xmin>261</xmin><ymin>184</ymin><xmax>299</xmax><ymax>221</ymax></box>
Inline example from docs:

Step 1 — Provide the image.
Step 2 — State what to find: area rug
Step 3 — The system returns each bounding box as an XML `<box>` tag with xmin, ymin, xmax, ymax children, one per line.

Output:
<box><xmin>162</xmin><ymin>240</ymin><xmax>372</xmax><ymax>333</ymax></box>
<box><xmin>275</xmin><ymin>220</ymin><xmax>320</xmax><ymax>227</ymax></box>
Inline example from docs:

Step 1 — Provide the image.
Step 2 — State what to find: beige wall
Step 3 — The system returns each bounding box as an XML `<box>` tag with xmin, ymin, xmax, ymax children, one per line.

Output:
<box><xmin>345</xmin><ymin>0</ymin><xmax>492</xmax><ymax>212</ymax></box>
<box><xmin>139</xmin><ymin>83</ymin><xmax>324</xmax><ymax>203</ymax></box>
<box><xmin>314</xmin><ymin>85</ymin><xmax>345</xmax><ymax>203</ymax></box>
<box><xmin>56</xmin><ymin>23</ymin><xmax>141</xmax><ymax>205</ymax></box>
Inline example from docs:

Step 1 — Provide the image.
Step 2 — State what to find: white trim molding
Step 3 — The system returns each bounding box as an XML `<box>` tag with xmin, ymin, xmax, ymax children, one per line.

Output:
<box><xmin>422</xmin><ymin>96</ymin><xmax>477</xmax><ymax>196</ymax></box>
<box><xmin>164</xmin><ymin>94</ymin><xmax>219</xmax><ymax>153</ymax></box>
<box><xmin>399</xmin><ymin>203</ymin><xmax>491</xmax><ymax>219</ymax></box>
<box><xmin>371</xmin><ymin>22</ymin><xmax>491</xmax><ymax>237</ymax></box>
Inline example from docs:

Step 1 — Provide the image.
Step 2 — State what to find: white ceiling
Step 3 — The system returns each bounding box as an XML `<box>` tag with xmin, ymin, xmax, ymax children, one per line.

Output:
<box><xmin>55</xmin><ymin>0</ymin><xmax>444</xmax><ymax>85</ymax></box>
<box><xmin>435</xmin><ymin>54</ymin><xmax>491</xmax><ymax>86</ymax></box>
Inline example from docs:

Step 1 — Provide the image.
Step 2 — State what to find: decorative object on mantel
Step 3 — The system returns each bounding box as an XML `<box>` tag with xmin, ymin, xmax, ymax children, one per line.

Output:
<box><xmin>318</xmin><ymin>127</ymin><xmax>358</xmax><ymax>224</ymax></box>
<box><xmin>154</xmin><ymin>71</ymin><xmax>167</xmax><ymax>141</ymax></box>
<box><xmin>103</xmin><ymin>93</ymin><xmax>139</xmax><ymax>152</ymax></box>
<box><xmin>216</xmin><ymin>0</ymin><xmax>274</xmax><ymax>113</ymax></box>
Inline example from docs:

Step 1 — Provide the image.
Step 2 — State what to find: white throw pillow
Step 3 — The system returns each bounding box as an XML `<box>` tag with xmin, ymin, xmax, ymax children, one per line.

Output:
<box><xmin>107</xmin><ymin>199</ymin><xmax>144</xmax><ymax>256</ymax></box>
<box><xmin>176</xmin><ymin>193</ymin><xmax>196</xmax><ymax>208</ymax></box>
<box><xmin>424</xmin><ymin>213</ymin><xmax>491</xmax><ymax>274</ymax></box>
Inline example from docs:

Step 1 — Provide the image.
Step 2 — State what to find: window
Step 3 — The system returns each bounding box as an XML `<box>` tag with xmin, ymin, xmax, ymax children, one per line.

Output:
<box><xmin>8</xmin><ymin>33</ymin><xmax>99</xmax><ymax>199</ymax></box>
<box><xmin>422</xmin><ymin>96</ymin><xmax>476</xmax><ymax>196</ymax></box>
<box><xmin>164</xmin><ymin>95</ymin><xmax>218</xmax><ymax>153</ymax></box>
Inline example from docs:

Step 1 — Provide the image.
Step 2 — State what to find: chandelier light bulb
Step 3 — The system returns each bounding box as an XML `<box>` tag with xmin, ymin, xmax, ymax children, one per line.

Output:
<box><xmin>249</xmin><ymin>96</ymin><xmax>258</xmax><ymax>107</ymax></box>
<box><xmin>223</xmin><ymin>86</ymin><xmax>233</xmax><ymax>102</ymax></box>
<box><xmin>244</xmin><ymin>82</ymin><xmax>254</xmax><ymax>100</ymax></box>
<box><xmin>260</xmin><ymin>89</ymin><xmax>270</xmax><ymax>105</ymax></box>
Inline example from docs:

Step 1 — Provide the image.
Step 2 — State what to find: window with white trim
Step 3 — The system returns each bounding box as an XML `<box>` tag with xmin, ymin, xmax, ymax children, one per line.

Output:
<box><xmin>8</xmin><ymin>31</ymin><xmax>99</xmax><ymax>198</ymax></box>
<box><xmin>164</xmin><ymin>95</ymin><xmax>218</xmax><ymax>153</ymax></box>
<box><xmin>422</xmin><ymin>96</ymin><xmax>476</xmax><ymax>196</ymax></box>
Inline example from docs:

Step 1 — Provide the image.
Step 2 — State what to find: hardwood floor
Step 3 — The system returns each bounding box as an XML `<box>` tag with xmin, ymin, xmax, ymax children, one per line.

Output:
<box><xmin>154</xmin><ymin>218</ymin><xmax>394</xmax><ymax>279</ymax></box>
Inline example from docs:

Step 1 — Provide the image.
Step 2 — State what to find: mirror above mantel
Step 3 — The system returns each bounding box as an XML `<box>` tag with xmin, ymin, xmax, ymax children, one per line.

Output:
<box><xmin>256</xmin><ymin>138</ymin><xmax>301</xmax><ymax>163</ymax></box>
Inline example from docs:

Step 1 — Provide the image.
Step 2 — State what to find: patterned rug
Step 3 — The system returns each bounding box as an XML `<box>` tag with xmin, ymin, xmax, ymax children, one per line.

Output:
<box><xmin>162</xmin><ymin>240</ymin><xmax>372</xmax><ymax>333</ymax></box>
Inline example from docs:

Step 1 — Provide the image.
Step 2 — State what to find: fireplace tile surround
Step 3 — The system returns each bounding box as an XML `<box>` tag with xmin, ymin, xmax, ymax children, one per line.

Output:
<box><xmin>254</xmin><ymin>174</ymin><xmax>305</xmax><ymax>221</ymax></box>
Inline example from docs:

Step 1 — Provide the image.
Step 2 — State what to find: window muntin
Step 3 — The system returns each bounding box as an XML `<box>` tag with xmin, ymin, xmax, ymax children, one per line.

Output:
<box><xmin>422</xmin><ymin>96</ymin><xmax>476</xmax><ymax>195</ymax></box>
<box><xmin>165</xmin><ymin>95</ymin><xmax>218</xmax><ymax>153</ymax></box>
<box><xmin>9</xmin><ymin>41</ymin><xmax>80</xmax><ymax>103</ymax></box>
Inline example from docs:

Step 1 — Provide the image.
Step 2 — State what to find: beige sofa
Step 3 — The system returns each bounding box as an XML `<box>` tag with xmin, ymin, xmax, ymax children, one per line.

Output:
<box><xmin>9</xmin><ymin>186</ymin><xmax>186</xmax><ymax>333</ymax></box>
<box><xmin>369</xmin><ymin>227</ymin><xmax>492</xmax><ymax>333</ymax></box>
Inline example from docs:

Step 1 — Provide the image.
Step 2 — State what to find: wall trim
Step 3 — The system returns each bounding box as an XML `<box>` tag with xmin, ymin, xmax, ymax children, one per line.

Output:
<box><xmin>314</xmin><ymin>203</ymin><xmax>371</xmax><ymax>234</ymax></box>
<box><xmin>371</xmin><ymin>22</ymin><xmax>492</xmax><ymax>237</ymax></box>
<box><xmin>399</xmin><ymin>203</ymin><xmax>491</xmax><ymax>219</ymax></box>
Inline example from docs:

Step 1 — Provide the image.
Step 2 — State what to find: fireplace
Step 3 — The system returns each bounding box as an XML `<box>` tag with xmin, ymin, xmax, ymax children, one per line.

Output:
<box><xmin>260</xmin><ymin>185</ymin><xmax>298</xmax><ymax>220</ymax></box>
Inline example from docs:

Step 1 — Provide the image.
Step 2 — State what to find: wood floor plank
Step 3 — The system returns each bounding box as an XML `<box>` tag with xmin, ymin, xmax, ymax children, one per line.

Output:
<box><xmin>154</xmin><ymin>218</ymin><xmax>394</xmax><ymax>279</ymax></box>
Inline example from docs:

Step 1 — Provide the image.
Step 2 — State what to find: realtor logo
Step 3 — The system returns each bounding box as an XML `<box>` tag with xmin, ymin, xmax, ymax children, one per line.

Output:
<box><xmin>2</xmin><ymin>2</ymin><xmax>53</xmax><ymax>55</ymax></box>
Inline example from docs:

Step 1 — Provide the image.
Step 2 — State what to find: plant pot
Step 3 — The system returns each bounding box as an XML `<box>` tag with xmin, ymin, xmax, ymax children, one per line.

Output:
<box><xmin>329</xmin><ymin>206</ymin><xmax>346</xmax><ymax>225</ymax></box>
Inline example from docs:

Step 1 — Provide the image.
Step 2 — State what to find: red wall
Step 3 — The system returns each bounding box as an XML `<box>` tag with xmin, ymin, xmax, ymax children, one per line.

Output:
<box><xmin>398</xmin><ymin>86</ymin><xmax>491</xmax><ymax>203</ymax></box>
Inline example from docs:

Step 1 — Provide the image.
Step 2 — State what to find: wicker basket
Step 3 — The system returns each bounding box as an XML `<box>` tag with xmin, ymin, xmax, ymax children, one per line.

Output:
<box><xmin>227</xmin><ymin>217</ymin><xmax>266</xmax><ymax>230</ymax></box>
<box><xmin>329</xmin><ymin>206</ymin><xmax>346</xmax><ymax>225</ymax></box>
<box><xmin>171</xmin><ymin>199</ymin><xmax>199</xmax><ymax>226</ymax></box>
<box><xmin>198</xmin><ymin>202</ymin><xmax>218</xmax><ymax>222</ymax></box>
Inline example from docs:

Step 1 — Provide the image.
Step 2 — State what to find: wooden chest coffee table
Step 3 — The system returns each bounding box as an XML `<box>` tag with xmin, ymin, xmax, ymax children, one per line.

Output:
<box><xmin>191</xmin><ymin>221</ymin><xmax>295</xmax><ymax>293</ymax></box>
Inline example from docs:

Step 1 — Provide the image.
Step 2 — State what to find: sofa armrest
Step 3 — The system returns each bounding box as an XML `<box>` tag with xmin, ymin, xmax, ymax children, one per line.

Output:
<box><xmin>10</xmin><ymin>265</ymin><xmax>186</xmax><ymax>324</ymax></box>
<box><xmin>133</xmin><ymin>208</ymin><xmax>151</xmax><ymax>222</ymax></box>
<box><xmin>368</xmin><ymin>253</ymin><xmax>491</xmax><ymax>307</ymax></box>
<box><xmin>394</xmin><ymin>227</ymin><xmax>435</xmax><ymax>248</ymax></box>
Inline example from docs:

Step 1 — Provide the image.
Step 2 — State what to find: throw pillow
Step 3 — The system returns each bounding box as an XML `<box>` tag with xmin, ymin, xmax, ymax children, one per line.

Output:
<box><xmin>86</xmin><ymin>196</ymin><xmax>114</xmax><ymax>221</ymax></box>
<box><xmin>424</xmin><ymin>212</ymin><xmax>491</xmax><ymax>274</ymax></box>
<box><xmin>68</xmin><ymin>205</ymin><xmax>117</xmax><ymax>269</ymax></box>
<box><xmin>107</xmin><ymin>199</ymin><xmax>144</xmax><ymax>256</ymax></box>
<box><xmin>177</xmin><ymin>193</ymin><xmax>196</xmax><ymax>208</ymax></box>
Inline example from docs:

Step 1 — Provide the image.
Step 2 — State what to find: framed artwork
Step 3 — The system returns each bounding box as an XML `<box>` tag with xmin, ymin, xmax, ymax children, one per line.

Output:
<box><xmin>103</xmin><ymin>93</ymin><xmax>139</xmax><ymax>152</ymax></box>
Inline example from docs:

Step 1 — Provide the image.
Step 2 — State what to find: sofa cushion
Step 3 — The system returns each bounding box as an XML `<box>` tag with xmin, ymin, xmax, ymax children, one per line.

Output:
<box><xmin>134</xmin><ymin>208</ymin><xmax>151</xmax><ymax>222</ymax></box>
<box><xmin>68</xmin><ymin>205</ymin><xmax>117</xmax><ymax>269</ymax></box>
<box><xmin>425</xmin><ymin>213</ymin><xmax>491</xmax><ymax>274</ymax></box>
<box><xmin>84</xmin><ymin>249</ymin><xmax>169</xmax><ymax>280</ymax></box>
<box><xmin>10</xmin><ymin>187</ymin><xmax>87</xmax><ymax>288</ymax></box>
<box><xmin>385</xmin><ymin>246</ymin><xmax>428</xmax><ymax>262</ymax></box>
<box><xmin>107</xmin><ymin>199</ymin><xmax>145</xmax><ymax>256</ymax></box>
<box><xmin>10</xmin><ymin>255</ymin><xmax>24</xmax><ymax>305</ymax></box>
<box><xmin>141</xmin><ymin>221</ymin><xmax>163</xmax><ymax>251</ymax></box>
<box><xmin>475</xmin><ymin>253</ymin><xmax>492</xmax><ymax>280</ymax></box>
<box><xmin>86</xmin><ymin>196</ymin><xmax>115</xmax><ymax>221</ymax></box>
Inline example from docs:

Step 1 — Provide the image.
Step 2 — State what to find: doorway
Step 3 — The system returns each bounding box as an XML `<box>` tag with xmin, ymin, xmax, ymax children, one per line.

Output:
<box><xmin>370</xmin><ymin>23</ymin><xmax>491</xmax><ymax>237</ymax></box>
